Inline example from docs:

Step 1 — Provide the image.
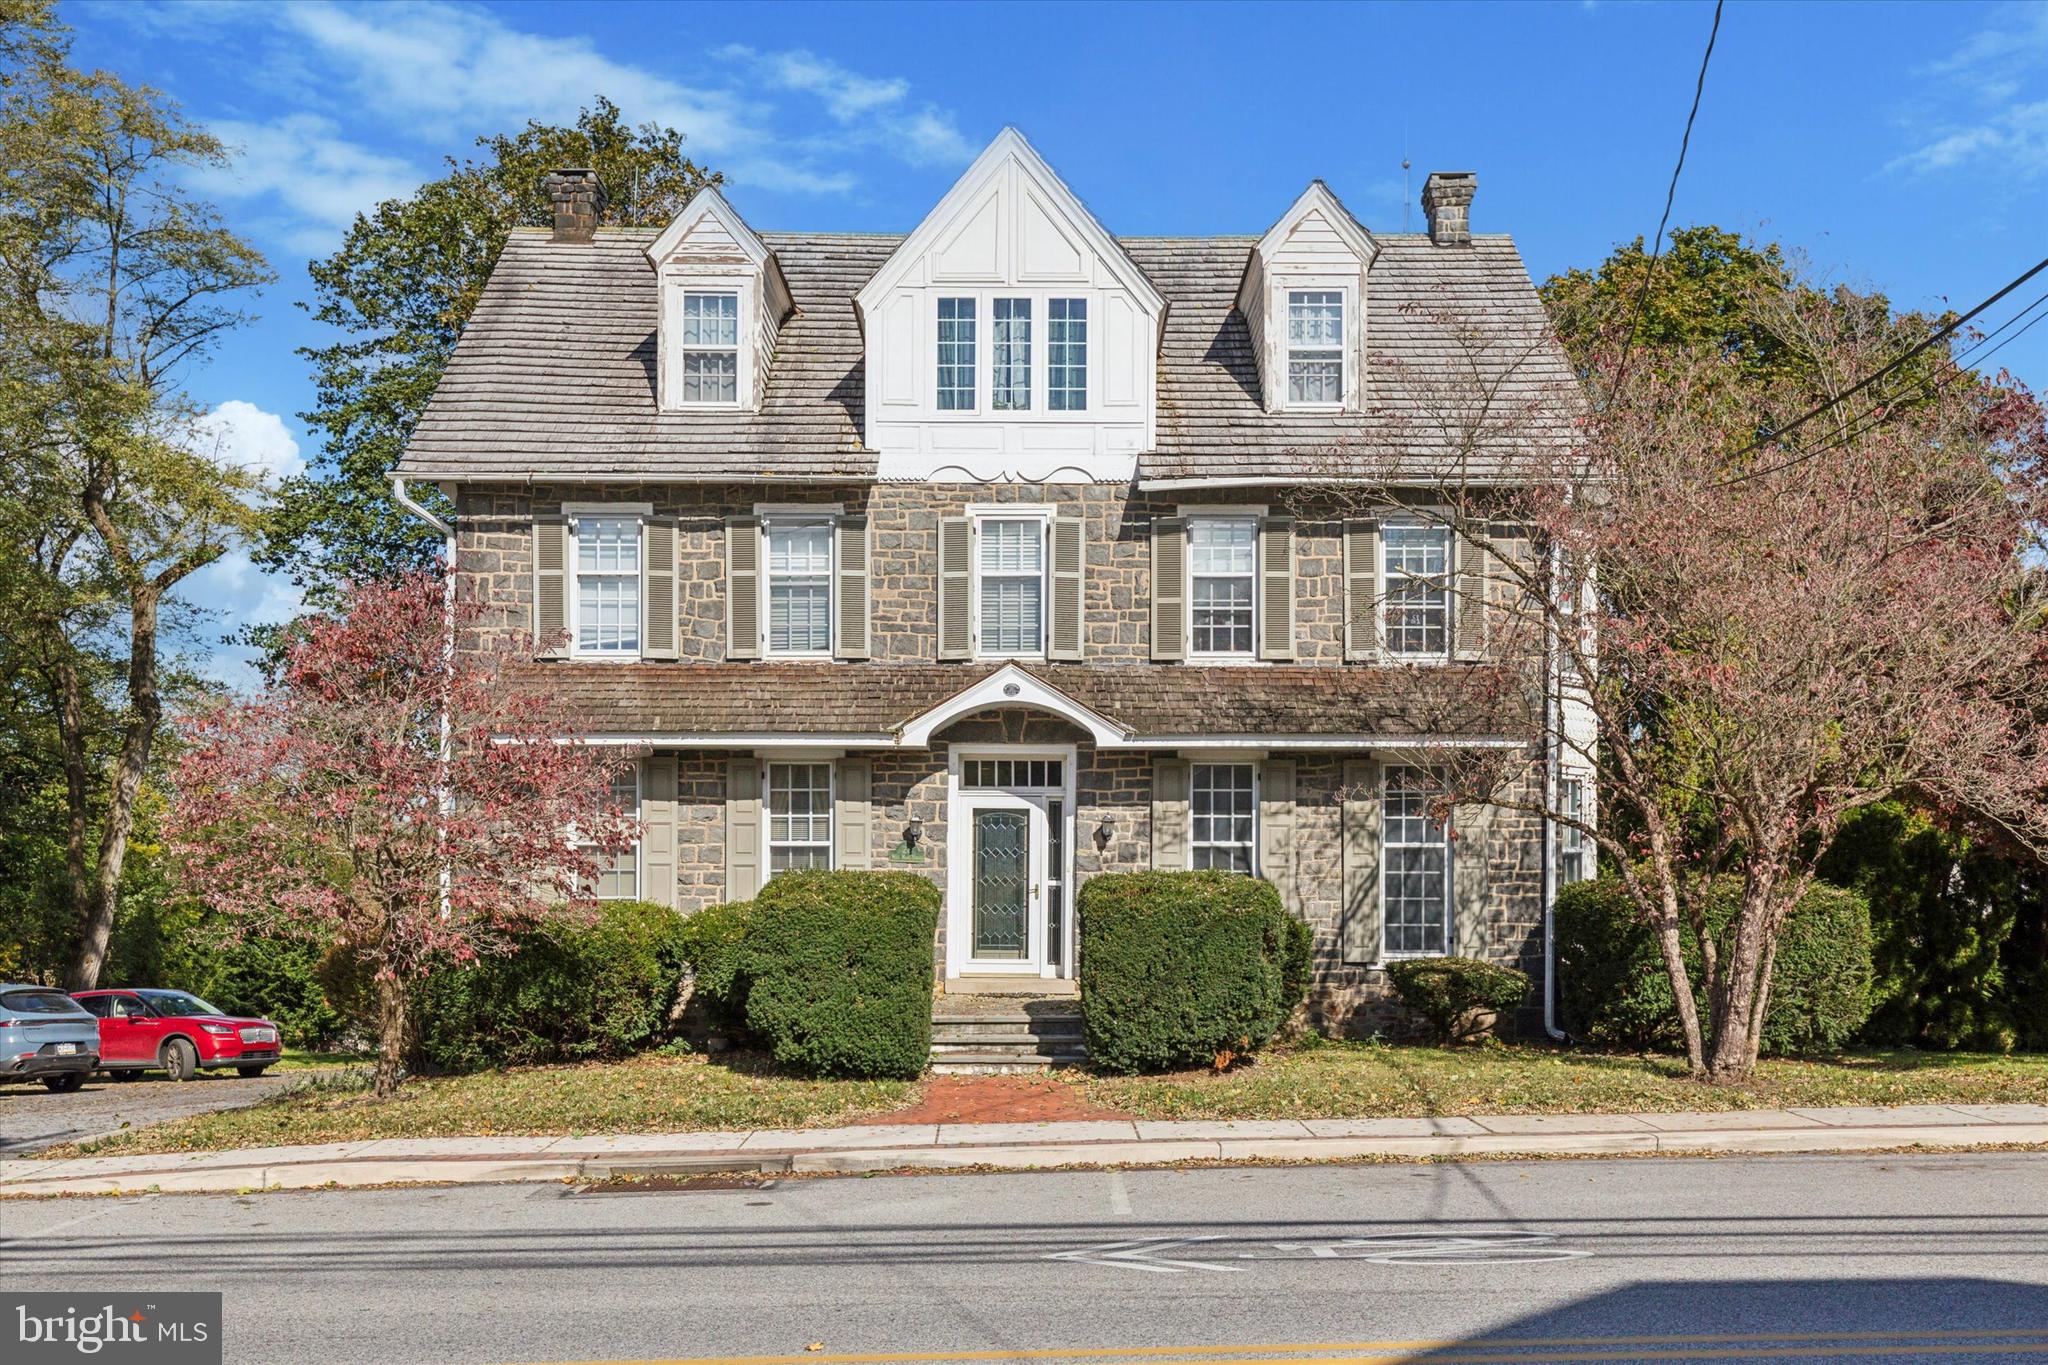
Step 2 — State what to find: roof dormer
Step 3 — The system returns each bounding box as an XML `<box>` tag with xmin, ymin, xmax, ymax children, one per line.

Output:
<box><xmin>1236</xmin><ymin>181</ymin><xmax>1376</xmax><ymax>414</ymax></box>
<box><xmin>642</xmin><ymin>185</ymin><xmax>793</xmax><ymax>413</ymax></box>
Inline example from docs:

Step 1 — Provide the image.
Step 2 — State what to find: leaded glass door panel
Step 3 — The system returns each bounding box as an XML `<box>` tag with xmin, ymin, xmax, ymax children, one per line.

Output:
<box><xmin>971</xmin><ymin>809</ymin><xmax>1032</xmax><ymax>959</ymax></box>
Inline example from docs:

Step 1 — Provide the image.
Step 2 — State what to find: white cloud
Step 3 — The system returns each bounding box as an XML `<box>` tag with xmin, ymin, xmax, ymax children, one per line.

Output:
<box><xmin>195</xmin><ymin>114</ymin><xmax>422</xmax><ymax>253</ymax></box>
<box><xmin>184</xmin><ymin>400</ymin><xmax>305</xmax><ymax>488</ymax></box>
<box><xmin>1889</xmin><ymin>3</ymin><xmax>2048</xmax><ymax>182</ymax></box>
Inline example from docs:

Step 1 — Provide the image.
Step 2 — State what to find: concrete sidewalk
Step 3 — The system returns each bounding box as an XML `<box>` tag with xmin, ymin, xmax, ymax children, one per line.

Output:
<box><xmin>2</xmin><ymin>1103</ymin><xmax>2042</xmax><ymax>1196</ymax></box>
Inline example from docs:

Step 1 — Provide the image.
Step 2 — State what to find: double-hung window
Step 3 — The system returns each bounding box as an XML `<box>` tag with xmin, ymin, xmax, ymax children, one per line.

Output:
<box><xmin>573</xmin><ymin>515</ymin><xmax>640</xmax><ymax>657</ymax></box>
<box><xmin>680</xmin><ymin>291</ymin><xmax>739</xmax><ymax>405</ymax></box>
<box><xmin>1189</xmin><ymin>518</ymin><xmax>1257</xmax><ymax>657</ymax></box>
<box><xmin>765</xmin><ymin>520</ymin><xmax>833</xmax><ymax>656</ymax></box>
<box><xmin>1191</xmin><ymin>763</ymin><xmax>1256</xmax><ymax>873</ymax></box>
<box><xmin>976</xmin><ymin>516</ymin><xmax>1045</xmax><ymax>656</ymax></box>
<box><xmin>992</xmin><ymin>298</ymin><xmax>1032</xmax><ymax>411</ymax></box>
<box><xmin>1383</xmin><ymin>767</ymin><xmax>1451</xmax><ymax>957</ymax></box>
<box><xmin>937</xmin><ymin>297</ymin><xmax>977</xmax><ymax>410</ymax></box>
<box><xmin>1048</xmin><ymin>298</ymin><xmax>1087</xmax><ymax>410</ymax></box>
<box><xmin>766</xmin><ymin>762</ymin><xmax>832</xmax><ymax>876</ymax></box>
<box><xmin>589</xmin><ymin>765</ymin><xmax>640</xmax><ymax>900</ymax></box>
<box><xmin>1383</xmin><ymin>522</ymin><xmax>1451</xmax><ymax>659</ymax></box>
<box><xmin>1560</xmin><ymin>777</ymin><xmax>1594</xmax><ymax>885</ymax></box>
<box><xmin>1286</xmin><ymin>289</ymin><xmax>1344</xmax><ymax>405</ymax></box>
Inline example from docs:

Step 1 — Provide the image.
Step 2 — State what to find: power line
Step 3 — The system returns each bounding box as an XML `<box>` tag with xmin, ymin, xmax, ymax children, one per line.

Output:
<box><xmin>1609</xmin><ymin>0</ymin><xmax>1725</xmax><ymax>398</ymax></box>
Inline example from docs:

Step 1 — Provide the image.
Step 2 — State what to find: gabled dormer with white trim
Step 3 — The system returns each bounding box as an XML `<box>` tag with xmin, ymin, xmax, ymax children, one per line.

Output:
<box><xmin>645</xmin><ymin>187</ymin><xmax>794</xmax><ymax>413</ymax></box>
<box><xmin>855</xmin><ymin>128</ymin><xmax>1166</xmax><ymax>483</ymax></box>
<box><xmin>1236</xmin><ymin>181</ymin><xmax>1376</xmax><ymax>414</ymax></box>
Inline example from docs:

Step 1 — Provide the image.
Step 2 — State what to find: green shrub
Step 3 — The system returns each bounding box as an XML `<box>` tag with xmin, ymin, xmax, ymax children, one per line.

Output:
<box><xmin>107</xmin><ymin>898</ymin><xmax>344</xmax><ymax>1047</ymax></box>
<box><xmin>1387</xmin><ymin>957</ymin><xmax>1531</xmax><ymax>1044</ymax></box>
<box><xmin>411</xmin><ymin>900</ymin><xmax>689</xmax><ymax>1072</ymax></box>
<box><xmin>739</xmin><ymin>870</ymin><xmax>940</xmax><ymax>1079</ymax></box>
<box><xmin>1556</xmin><ymin>875</ymin><xmax>1874</xmax><ymax>1054</ymax></box>
<box><xmin>675</xmin><ymin>899</ymin><xmax>754</xmax><ymax>1032</ymax></box>
<box><xmin>1078</xmin><ymin>871</ymin><xmax>1309</xmax><ymax>1074</ymax></box>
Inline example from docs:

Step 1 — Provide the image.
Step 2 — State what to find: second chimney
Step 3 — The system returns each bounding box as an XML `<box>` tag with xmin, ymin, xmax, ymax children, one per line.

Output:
<box><xmin>543</xmin><ymin>168</ymin><xmax>608</xmax><ymax>243</ymax></box>
<box><xmin>1421</xmin><ymin>172</ymin><xmax>1476</xmax><ymax>247</ymax></box>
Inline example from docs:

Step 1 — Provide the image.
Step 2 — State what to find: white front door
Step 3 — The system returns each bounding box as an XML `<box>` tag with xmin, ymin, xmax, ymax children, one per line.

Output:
<box><xmin>947</xmin><ymin>749</ymin><xmax>1075</xmax><ymax>980</ymax></box>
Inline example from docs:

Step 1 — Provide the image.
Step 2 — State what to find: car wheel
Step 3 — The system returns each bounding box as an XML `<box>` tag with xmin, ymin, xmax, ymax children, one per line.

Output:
<box><xmin>41</xmin><ymin>1073</ymin><xmax>86</xmax><ymax>1093</ymax></box>
<box><xmin>236</xmin><ymin>1065</ymin><xmax>270</xmax><ymax>1078</ymax></box>
<box><xmin>160</xmin><ymin>1037</ymin><xmax>199</xmax><ymax>1082</ymax></box>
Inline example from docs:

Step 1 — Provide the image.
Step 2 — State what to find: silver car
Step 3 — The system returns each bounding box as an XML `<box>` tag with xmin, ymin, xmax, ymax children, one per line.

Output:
<box><xmin>0</xmin><ymin>983</ymin><xmax>101</xmax><ymax>1092</ymax></box>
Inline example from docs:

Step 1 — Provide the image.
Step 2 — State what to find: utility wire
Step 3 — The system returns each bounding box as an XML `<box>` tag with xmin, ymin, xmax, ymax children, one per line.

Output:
<box><xmin>1609</xmin><ymin>0</ymin><xmax>1725</xmax><ymax>398</ymax></box>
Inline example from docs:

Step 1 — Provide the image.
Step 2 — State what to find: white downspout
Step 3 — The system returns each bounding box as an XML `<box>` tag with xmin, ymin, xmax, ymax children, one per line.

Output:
<box><xmin>391</xmin><ymin>477</ymin><xmax>456</xmax><ymax>919</ymax></box>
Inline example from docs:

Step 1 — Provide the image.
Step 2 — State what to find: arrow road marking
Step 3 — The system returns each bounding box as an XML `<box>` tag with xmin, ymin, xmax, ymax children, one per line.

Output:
<box><xmin>1045</xmin><ymin>1235</ymin><xmax>1245</xmax><ymax>1274</ymax></box>
<box><xmin>1241</xmin><ymin>1232</ymin><xmax>1591</xmax><ymax>1266</ymax></box>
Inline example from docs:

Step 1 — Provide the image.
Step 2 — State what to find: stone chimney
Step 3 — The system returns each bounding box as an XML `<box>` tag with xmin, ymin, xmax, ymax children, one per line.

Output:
<box><xmin>543</xmin><ymin>168</ymin><xmax>608</xmax><ymax>243</ymax></box>
<box><xmin>1421</xmin><ymin>172</ymin><xmax>1476</xmax><ymax>247</ymax></box>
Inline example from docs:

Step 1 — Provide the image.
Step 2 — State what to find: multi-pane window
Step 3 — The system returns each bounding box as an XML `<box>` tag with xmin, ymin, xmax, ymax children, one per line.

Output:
<box><xmin>937</xmin><ymin>297</ymin><xmax>977</xmax><ymax>410</ymax></box>
<box><xmin>1286</xmin><ymin>289</ymin><xmax>1344</xmax><ymax>404</ymax></box>
<box><xmin>767</xmin><ymin>762</ymin><xmax>832</xmax><ymax>876</ymax></box>
<box><xmin>1383</xmin><ymin>522</ymin><xmax>1451</xmax><ymax>658</ymax></box>
<box><xmin>1189</xmin><ymin>518</ymin><xmax>1256</xmax><ymax>656</ymax></box>
<box><xmin>766</xmin><ymin>521</ymin><xmax>832</xmax><ymax>655</ymax></box>
<box><xmin>961</xmin><ymin>758</ymin><xmax>1064</xmax><ymax>790</ymax></box>
<box><xmin>1191</xmin><ymin>763</ymin><xmax>1256</xmax><ymax>873</ymax></box>
<box><xmin>992</xmin><ymin>298</ymin><xmax>1032</xmax><ymax>411</ymax></box>
<box><xmin>1048</xmin><ymin>298</ymin><xmax>1087</xmax><ymax>410</ymax></box>
<box><xmin>592</xmin><ymin>765</ymin><xmax>640</xmax><ymax>899</ymax></box>
<box><xmin>680</xmin><ymin>291</ymin><xmax>739</xmax><ymax>405</ymax></box>
<box><xmin>1560</xmin><ymin>777</ymin><xmax>1594</xmax><ymax>885</ymax></box>
<box><xmin>574</xmin><ymin>516</ymin><xmax>640</xmax><ymax>656</ymax></box>
<box><xmin>1383</xmin><ymin>767</ymin><xmax>1450</xmax><ymax>956</ymax></box>
<box><xmin>977</xmin><ymin>517</ymin><xmax>1044</xmax><ymax>655</ymax></box>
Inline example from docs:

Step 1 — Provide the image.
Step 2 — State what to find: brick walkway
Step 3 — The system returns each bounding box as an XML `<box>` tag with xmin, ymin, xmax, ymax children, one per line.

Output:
<box><xmin>856</xmin><ymin>1074</ymin><xmax>1126</xmax><ymax>1125</ymax></box>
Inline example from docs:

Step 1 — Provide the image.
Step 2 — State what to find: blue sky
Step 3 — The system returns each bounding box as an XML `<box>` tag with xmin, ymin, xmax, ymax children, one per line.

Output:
<box><xmin>66</xmin><ymin>0</ymin><xmax>2048</xmax><ymax>686</ymax></box>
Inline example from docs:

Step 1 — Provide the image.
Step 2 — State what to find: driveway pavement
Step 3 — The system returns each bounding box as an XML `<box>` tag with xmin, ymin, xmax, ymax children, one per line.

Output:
<box><xmin>0</xmin><ymin>1069</ymin><xmax>315</xmax><ymax>1154</ymax></box>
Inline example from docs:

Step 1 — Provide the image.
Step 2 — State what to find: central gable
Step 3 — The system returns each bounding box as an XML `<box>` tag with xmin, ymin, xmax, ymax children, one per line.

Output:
<box><xmin>856</xmin><ymin>128</ymin><xmax>1167</xmax><ymax>483</ymax></box>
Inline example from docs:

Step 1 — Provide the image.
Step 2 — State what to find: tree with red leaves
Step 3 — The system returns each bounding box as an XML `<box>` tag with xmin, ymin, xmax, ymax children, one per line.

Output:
<box><xmin>167</xmin><ymin>572</ymin><xmax>635</xmax><ymax>1096</ymax></box>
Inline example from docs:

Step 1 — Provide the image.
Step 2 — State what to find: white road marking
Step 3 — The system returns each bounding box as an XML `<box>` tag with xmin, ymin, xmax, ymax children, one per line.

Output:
<box><xmin>1241</xmin><ymin>1232</ymin><xmax>1592</xmax><ymax>1265</ymax></box>
<box><xmin>1106</xmin><ymin>1170</ymin><xmax>1132</xmax><ymax>1216</ymax></box>
<box><xmin>1046</xmin><ymin>1235</ymin><xmax>1244</xmax><ymax>1274</ymax></box>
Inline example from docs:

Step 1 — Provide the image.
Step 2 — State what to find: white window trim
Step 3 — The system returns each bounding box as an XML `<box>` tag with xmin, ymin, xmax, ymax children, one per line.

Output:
<box><xmin>763</xmin><ymin>758</ymin><xmax>835</xmax><ymax>883</ymax></box>
<box><xmin>969</xmin><ymin>505</ymin><xmax>1054</xmax><ymax>661</ymax></box>
<box><xmin>677</xmin><ymin>288</ymin><xmax>743</xmax><ymax>409</ymax></box>
<box><xmin>588</xmin><ymin>761</ymin><xmax>642</xmax><ymax>901</ymax></box>
<box><xmin>1276</xmin><ymin>279</ymin><xmax>1355</xmax><ymax>412</ymax></box>
<box><xmin>1377</xmin><ymin>514</ymin><xmax>1455</xmax><ymax>665</ymax></box>
<box><xmin>564</xmin><ymin>504</ymin><xmax>653</xmax><ymax>663</ymax></box>
<box><xmin>1559</xmin><ymin>773</ymin><xmax>1595</xmax><ymax>885</ymax></box>
<box><xmin>932</xmin><ymin>292</ymin><xmax>1096</xmax><ymax>420</ymax></box>
<box><xmin>1184</xmin><ymin>511</ymin><xmax>1263</xmax><ymax>665</ymax></box>
<box><xmin>663</xmin><ymin>272</ymin><xmax>752</xmax><ymax>411</ymax></box>
<box><xmin>1188</xmin><ymin>760</ymin><xmax>1259</xmax><ymax>876</ymax></box>
<box><xmin>759</xmin><ymin>512</ymin><xmax>837</xmax><ymax>659</ymax></box>
<box><xmin>1380</xmin><ymin>765</ymin><xmax>1453</xmax><ymax>961</ymax></box>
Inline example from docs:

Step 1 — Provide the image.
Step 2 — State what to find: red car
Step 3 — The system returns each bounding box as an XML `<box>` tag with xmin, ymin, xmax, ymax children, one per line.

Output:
<box><xmin>72</xmin><ymin>989</ymin><xmax>281</xmax><ymax>1081</ymax></box>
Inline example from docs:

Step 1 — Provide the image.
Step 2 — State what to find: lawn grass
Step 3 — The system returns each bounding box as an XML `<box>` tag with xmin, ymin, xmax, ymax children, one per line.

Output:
<box><xmin>61</xmin><ymin>1052</ymin><xmax>917</xmax><ymax>1156</ymax></box>
<box><xmin>273</xmin><ymin>1048</ymin><xmax>367</xmax><ymax>1071</ymax></box>
<box><xmin>1082</xmin><ymin>1040</ymin><xmax>2048</xmax><ymax>1120</ymax></box>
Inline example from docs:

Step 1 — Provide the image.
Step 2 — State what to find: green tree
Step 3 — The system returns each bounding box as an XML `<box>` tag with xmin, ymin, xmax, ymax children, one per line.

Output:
<box><xmin>260</xmin><ymin>98</ymin><xmax>720</xmax><ymax>609</ymax></box>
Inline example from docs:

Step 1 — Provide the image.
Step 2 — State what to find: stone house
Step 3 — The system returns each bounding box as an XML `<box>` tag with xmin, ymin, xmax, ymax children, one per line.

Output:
<box><xmin>392</xmin><ymin>128</ymin><xmax>1593</xmax><ymax>1034</ymax></box>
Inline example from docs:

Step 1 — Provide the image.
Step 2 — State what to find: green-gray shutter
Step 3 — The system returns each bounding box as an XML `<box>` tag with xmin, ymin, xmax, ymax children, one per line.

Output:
<box><xmin>836</xmin><ymin>516</ymin><xmax>870</xmax><ymax>660</ymax></box>
<box><xmin>725</xmin><ymin>516</ymin><xmax>761</xmax><ymax>661</ymax></box>
<box><xmin>1049</xmin><ymin>510</ymin><xmax>1084</xmax><ymax>661</ymax></box>
<box><xmin>642</xmin><ymin>517</ymin><xmax>679</xmax><ymax>661</ymax></box>
<box><xmin>641</xmin><ymin>756</ymin><xmax>678</xmax><ymax>907</ymax></box>
<box><xmin>725</xmin><ymin>758</ymin><xmax>761</xmax><ymax>903</ymax></box>
<box><xmin>938</xmin><ymin>515</ymin><xmax>972</xmax><ymax>660</ymax></box>
<box><xmin>1150</xmin><ymin>517</ymin><xmax>1186</xmax><ymax>661</ymax></box>
<box><xmin>1340</xmin><ymin>758</ymin><xmax>1382</xmax><ymax>964</ymax></box>
<box><xmin>532</xmin><ymin>511</ymin><xmax>568</xmax><ymax>659</ymax></box>
<box><xmin>834</xmin><ymin>758</ymin><xmax>872</xmax><ymax>869</ymax></box>
<box><xmin>1454</xmin><ymin>525</ymin><xmax>1489</xmax><ymax>662</ymax></box>
<box><xmin>1452</xmin><ymin>798</ymin><xmax>1492</xmax><ymax>958</ymax></box>
<box><xmin>1151</xmin><ymin>757</ymin><xmax>1190</xmax><ymax>869</ymax></box>
<box><xmin>1258</xmin><ymin>517</ymin><xmax>1296</xmax><ymax>661</ymax></box>
<box><xmin>1344</xmin><ymin>520</ymin><xmax>1380</xmax><ymax>663</ymax></box>
<box><xmin>1259</xmin><ymin>759</ymin><xmax>1297</xmax><ymax>911</ymax></box>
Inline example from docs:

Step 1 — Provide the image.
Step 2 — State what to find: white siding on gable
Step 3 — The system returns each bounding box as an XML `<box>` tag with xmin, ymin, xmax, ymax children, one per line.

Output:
<box><xmin>645</xmin><ymin>189</ymin><xmax>791</xmax><ymax>413</ymax></box>
<box><xmin>1237</xmin><ymin>183</ymin><xmax>1375</xmax><ymax>415</ymax></box>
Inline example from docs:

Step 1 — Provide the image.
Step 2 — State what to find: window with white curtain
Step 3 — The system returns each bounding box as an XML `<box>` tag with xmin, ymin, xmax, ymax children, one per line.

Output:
<box><xmin>976</xmin><ymin>516</ymin><xmax>1045</xmax><ymax>656</ymax></box>
<box><xmin>1189</xmin><ymin>517</ymin><xmax>1257</xmax><ymax>656</ymax></box>
<box><xmin>1382</xmin><ymin>522</ymin><xmax>1451</xmax><ymax>658</ymax></box>
<box><xmin>1286</xmin><ymin>289</ymin><xmax>1344</xmax><ymax>404</ymax></box>
<box><xmin>991</xmin><ymin>298</ymin><xmax>1032</xmax><ymax>411</ymax></box>
<box><xmin>766</xmin><ymin>521</ymin><xmax>832</xmax><ymax>655</ymax></box>
<box><xmin>1048</xmin><ymin>298</ymin><xmax>1087</xmax><ymax>410</ymax></box>
<box><xmin>1191</xmin><ymin>763</ymin><xmax>1256</xmax><ymax>873</ymax></box>
<box><xmin>573</xmin><ymin>516</ymin><xmax>640</xmax><ymax>656</ymax></box>
<box><xmin>767</xmin><ymin>762</ymin><xmax>833</xmax><ymax>876</ymax></box>
<box><xmin>1383</xmin><ymin>767</ymin><xmax>1450</xmax><ymax>956</ymax></box>
<box><xmin>680</xmin><ymin>291</ymin><xmax>739</xmax><ymax>405</ymax></box>
<box><xmin>937</xmin><ymin>297</ymin><xmax>976</xmax><ymax>410</ymax></box>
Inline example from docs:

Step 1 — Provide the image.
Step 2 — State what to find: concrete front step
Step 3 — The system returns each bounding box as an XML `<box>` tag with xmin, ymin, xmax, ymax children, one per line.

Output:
<box><xmin>929</xmin><ymin>993</ymin><xmax>1087</xmax><ymax>1071</ymax></box>
<box><xmin>930</xmin><ymin>1052</ymin><xmax>1087</xmax><ymax>1075</ymax></box>
<box><xmin>932</xmin><ymin>1038</ymin><xmax>1085</xmax><ymax>1057</ymax></box>
<box><xmin>932</xmin><ymin>1020</ymin><xmax>1083</xmax><ymax>1041</ymax></box>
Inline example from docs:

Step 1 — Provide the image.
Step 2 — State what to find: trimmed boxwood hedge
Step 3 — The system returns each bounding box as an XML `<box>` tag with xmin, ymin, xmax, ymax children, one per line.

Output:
<box><xmin>1387</xmin><ymin>957</ymin><xmax>1532</xmax><ymax>1044</ymax></box>
<box><xmin>1078</xmin><ymin>871</ymin><xmax>1311</xmax><ymax>1074</ymax></box>
<box><xmin>675</xmin><ymin>898</ymin><xmax>754</xmax><ymax>1034</ymax></box>
<box><xmin>1555</xmin><ymin>875</ymin><xmax>1874</xmax><ymax>1054</ymax></box>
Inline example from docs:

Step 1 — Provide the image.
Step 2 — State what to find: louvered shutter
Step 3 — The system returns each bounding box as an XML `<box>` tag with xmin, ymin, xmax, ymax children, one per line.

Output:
<box><xmin>724</xmin><ymin>758</ymin><xmax>762</xmax><ymax>903</ymax></box>
<box><xmin>1150</xmin><ymin>517</ymin><xmax>1186</xmax><ymax>662</ymax></box>
<box><xmin>834</xmin><ymin>758</ymin><xmax>872</xmax><ymax>869</ymax></box>
<box><xmin>725</xmin><ymin>517</ymin><xmax>761</xmax><ymax>661</ymax></box>
<box><xmin>1151</xmin><ymin>757</ymin><xmax>1190</xmax><ymax>869</ymax></box>
<box><xmin>532</xmin><ymin>512</ymin><xmax>568</xmax><ymax>659</ymax></box>
<box><xmin>1344</xmin><ymin>520</ymin><xmax>1380</xmax><ymax>663</ymax></box>
<box><xmin>836</xmin><ymin>516</ymin><xmax>870</xmax><ymax>660</ymax></box>
<box><xmin>1259</xmin><ymin>517</ymin><xmax>1296</xmax><ymax>661</ymax></box>
<box><xmin>641</xmin><ymin>518</ymin><xmax>679</xmax><ymax>660</ymax></box>
<box><xmin>1452</xmin><ymin>798</ymin><xmax>1493</xmax><ymax>958</ymax></box>
<box><xmin>1048</xmin><ymin>510</ymin><xmax>1084</xmax><ymax>661</ymax></box>
<box><xmin>641</xmin><ymin>756</ymin><xmax>678</xmax><ymax>907</ymax></box>
<box><xmin>1454</xmin><ymin>524</ymin><xmax>1489</xmax><ymax>662</ymax></box>
<box><xmin>1259</xmin><ymin>759</ymin><xmax>1297</xmax><ymax>912</ymax></box>
<box><xmin>1340</xmin><ymin>758</ymin><xmax>1382</xmax><ymax>964</ymax></box>
<box><xmin>938</xmin><ymin>515</ymin><xmax>972</xmax><ymax>660</ymax></box>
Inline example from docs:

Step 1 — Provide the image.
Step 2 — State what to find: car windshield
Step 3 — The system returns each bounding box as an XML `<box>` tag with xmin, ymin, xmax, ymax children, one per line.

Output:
<box><xmin>138</xmin><ymin>991</ymin><xmax>224</xmax><ymax>1017</ymax></box>
<box><xmin>2</xmin><ymin>989</ymin><xmax>84</xmax><ymax>1015</ymax></box>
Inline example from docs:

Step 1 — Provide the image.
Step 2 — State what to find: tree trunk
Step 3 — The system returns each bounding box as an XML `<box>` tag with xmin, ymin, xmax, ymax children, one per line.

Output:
<box><xmin>373</xmin><ymin>970</ymin><xmax>408</xmax><ymax>1100</ymax></box>
<box><xmin>51</xmin><ymin>659</ymin><xmax>92</xmax><ymax>937</ymax></box>
<box><xmin>1652</xmin><ymin>903</ymin><xmax>1707</xmax><ymax>1074</ymax></box>
<box><xmin>1705</xmin><ymin>878</ymin><xmax>1780</xmax><ymax>1083</ymax></box>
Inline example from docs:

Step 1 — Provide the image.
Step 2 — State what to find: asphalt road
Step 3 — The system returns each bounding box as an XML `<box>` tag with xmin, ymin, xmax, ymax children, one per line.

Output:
<box><xmin>4</xmin><ymin>1152</ymin><xmax>2046</xmax><ymax>1365</ymax></box>
<box><xmin>0</xmin><ymin>1069</ymin><xmax>310</xmax><ymax>1154</ymax></box>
